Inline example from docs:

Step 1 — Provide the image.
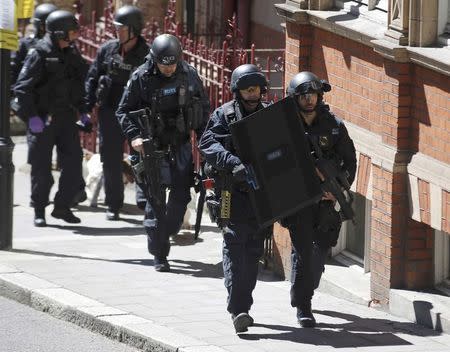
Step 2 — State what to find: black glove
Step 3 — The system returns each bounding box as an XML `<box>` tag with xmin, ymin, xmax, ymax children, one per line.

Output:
<box><xmin>232</xmin><ymin>163</ymin><xmax>247</xmax><ymax>184</ymax></box>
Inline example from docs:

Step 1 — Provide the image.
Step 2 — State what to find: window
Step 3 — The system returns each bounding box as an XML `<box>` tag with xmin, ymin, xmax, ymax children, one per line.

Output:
<box><xmin>336</xmin><ymin>0</ymin><xmax>388</xmax><ymax>12</ymax></box>
<box><xmin>356</xmin><ymin>0</ymin><xmax>388</xmax><ymax>11</ymax></box>
<box><xmin>438</xmin><ymin>0</ymin><xmax>450</xmax><ymax>34</ymax></box>
<box><xmin>332</xmin><ymin>193</ymin><xmax>372</xmax><ymax>273</ymax></box>
<box><xmin>434</xmin><ymin>230</ymin><xmax>450</xmax><ymax>291</ymax></box>
<box><xmin>438</xmin><ymin>0</ymin><xmax>450</xmax><ymax>45</ymax></box>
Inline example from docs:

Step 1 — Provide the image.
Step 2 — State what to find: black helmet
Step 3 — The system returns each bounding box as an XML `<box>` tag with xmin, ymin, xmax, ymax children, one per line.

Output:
<box><xmin>31</xmin><ymin>3</ymin><xmax>58</xmax><ymax>37</ymax></box>
<box><xmin>150</xmin><ymin>34</ymin><xmax>182</xmax><ymax>65</ymax></box>
<box><xmin>230</xmin><ymin>64</ymin><xmax>267</xmax><ymax>93</ymax></box>
<box><xmin>286</xmin><ymin>71</ymin><xmax>331</xmax><ymax>96</ymax></box>
<box><xmin>46</xmin><ymin>10</ymin><xmax>79</xmax><ymax>40</ymax></box>
<box><xmin>113</xmin><ymin>5</ymin><xmax>143</xmax><ymax>36</ymax></box>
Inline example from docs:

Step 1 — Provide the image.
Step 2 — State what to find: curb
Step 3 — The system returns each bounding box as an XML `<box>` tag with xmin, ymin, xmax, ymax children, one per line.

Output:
<box><xmin>0</xmin><ymin>265</ymin><xmax>227</xmax><ymax>352</ymax></box>
<box><xmin>390</xmin><ymin>288</ymin><xmax>450</xmax><ymax>334</ymax></box>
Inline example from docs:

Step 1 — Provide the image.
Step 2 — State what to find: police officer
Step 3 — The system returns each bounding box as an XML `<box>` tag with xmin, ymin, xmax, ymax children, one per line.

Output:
<box><xmin>116</xmin><ymin>34</ymin><xmax>210</xmax><ymax>271</ymax></box>
<box><xmin>284</xmin><ymin>71</ymin><xmax>356</xmax><ymax>327</ymax></box>
<box><xmin>198</xmin><ymin>64</ymin><xmax>270</xmax><ymax>333</ymax></box>
<box><xmin>10</xmin><ymin>3</ymin><xmax>58</xmax><ymax>87</ymax></box>
<box><xmin>14</xmin><ymin>10</ymin><xmax>90</xmax><ymax>226</ymax></box>
<box><xmin>84</xmin><ymin>5</ymin><xmax>149</xmax><ymax>220</ymax></box>
<box><xmin>11</xmin><ymin>3</ymin><xmax>88</xmax><ymax>209</ymax></box>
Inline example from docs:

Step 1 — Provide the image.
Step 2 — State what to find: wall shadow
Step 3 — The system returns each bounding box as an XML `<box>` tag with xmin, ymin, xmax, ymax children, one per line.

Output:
<box><xmin>240</xmin><ymin>309</ymin><xmax>440</xmax><ymax>347</ymax></box>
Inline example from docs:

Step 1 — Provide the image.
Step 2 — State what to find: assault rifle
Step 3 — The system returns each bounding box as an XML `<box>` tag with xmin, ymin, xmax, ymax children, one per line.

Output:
<box><xmin>128</xmin><ymin>107</ymin><xmax>166</xmax><ymax>214</ymax></box>
<box><xmin>310</xmin><ymin>138</ymin><xmax>355</xmax><ymax>223</ymax></box>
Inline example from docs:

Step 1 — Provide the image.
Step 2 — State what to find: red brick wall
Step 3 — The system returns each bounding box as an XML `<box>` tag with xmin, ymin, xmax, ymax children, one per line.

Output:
<box><xmin>411</xmin><ymin>66</ymin><xmax>450</xmax><ymax>164</ymax></box>
<box><xmin>282</xmin><ymin>21</ymin><xmax>448</xmax><ymax>302</ymax></box>
<box><xmin>405</xmin><ymin>219</ymin><xmax>434</xmax><ymax>289</ymax></box>
<box><xmin>356</xmin><ymin>154</ymin><xmax>371</xmax><ymax>196</ymax></box>
<box><xmin>418</xmin><ymin>179</ymin><xmax>431</xmax><ymax>225</ymax></box>
<box><xmin>370</xmin><ymin>166</ymin><xmax>409</xmax><ymax>302</ymax></box>
<box><xmin>285</xmin><ymin>22</ymin><xmax>312</xmax><ymax>81</ymax></box>
<box><xmin>443</xmin><ymin>190</ymin><xmax>450</xmax><ymax>234</ymax></box>
<box><xmin>310</xmin><ymin>28</ymin><xmax>384</xmax><ymax>135</ymax></box>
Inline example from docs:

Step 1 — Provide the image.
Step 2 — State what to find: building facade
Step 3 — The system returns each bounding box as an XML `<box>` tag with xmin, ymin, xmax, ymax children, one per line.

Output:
<box><xmin>274</xmin><ymin>0</ymin><xmax>450</xmax><ymax>305</ymax></box>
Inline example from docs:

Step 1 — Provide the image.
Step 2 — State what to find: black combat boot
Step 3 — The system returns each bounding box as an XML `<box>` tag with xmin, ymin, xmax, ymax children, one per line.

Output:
<box><xmin>231</xmin><ymin>312</ymin><xmax>254</xmax><ymax>333</ymax></box>
<box><xmin>154</xmin><ymin>257</ymin><xmax>170</xmax><ymax>272</ymax></box>
<box><xmin>34</xmin><ymin>208</ymin><xmax>46</xmax><ymax>227</ymax></box>
<box><xmin>106</xmin><ymin>208</ymin><xmax>119</xmax><ymax>221</ymax></box>
<box><xmin>297</xmin><ymin>302</ymin><xmax>316</xmax><ymax>328</ymax></box>
<box><xmin>51</xmin><ymin>206</ymin><xmax>81</xmax><ymax>224</ymax></box>
<box><xmin>71</xmin><ymin>190</ymin><xmax>87</xmax><ymax>207</ymax></box>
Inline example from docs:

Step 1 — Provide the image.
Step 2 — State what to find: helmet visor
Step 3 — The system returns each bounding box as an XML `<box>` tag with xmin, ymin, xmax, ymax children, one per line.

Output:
<box><xmin>296</xmin><ymin>80</ymin><xmax>322</xmax><ymax>95</ymax></box>
<box><xmin>113</xmin><ymin>20</ymin><xmax>125</xmax><ymax>27</ymax></box>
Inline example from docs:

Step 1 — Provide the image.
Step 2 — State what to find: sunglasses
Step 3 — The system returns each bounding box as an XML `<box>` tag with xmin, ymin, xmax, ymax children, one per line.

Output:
<box><xmin>240</xmin><ymin>86</ymin><xmax>261</xmax><ymax>94</ymax></box>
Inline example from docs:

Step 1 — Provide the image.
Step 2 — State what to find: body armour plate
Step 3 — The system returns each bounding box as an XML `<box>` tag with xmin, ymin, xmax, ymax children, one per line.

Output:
<box><xmin>229</xmin><ymin>96</ymin><xmax>322</xmax><ymax>228</ymax></box>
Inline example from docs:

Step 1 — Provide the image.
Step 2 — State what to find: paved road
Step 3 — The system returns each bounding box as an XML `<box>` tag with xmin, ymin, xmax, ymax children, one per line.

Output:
<box><xmin>0</xmin><ymin>296</ymin><xmax>140</xmax><ymax>352</ymax></box>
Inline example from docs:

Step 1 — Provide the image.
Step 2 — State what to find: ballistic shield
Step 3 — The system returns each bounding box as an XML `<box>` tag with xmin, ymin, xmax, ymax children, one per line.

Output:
<box><xmin>229</xmin><ymin>96</ymin><xmax>322</xmax><ymax>228</ymax></box>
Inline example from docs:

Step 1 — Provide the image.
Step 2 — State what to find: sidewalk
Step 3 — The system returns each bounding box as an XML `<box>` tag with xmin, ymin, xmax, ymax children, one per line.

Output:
<box><xmin>1</xmin><ymin>138</ymin><xmax>450</xmax><ymax>352</ymax></box>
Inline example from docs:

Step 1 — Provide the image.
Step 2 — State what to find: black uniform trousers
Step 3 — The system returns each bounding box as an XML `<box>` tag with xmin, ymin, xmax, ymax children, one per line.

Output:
<box><xmin>222</xmin><ymin>220</ymin><xmax>265</xmax><ymax>315</ymax></box>
<box><xmin>288</xmin><ymin>205</ymin><xmax>328</xmax><ymax>308</ymax></box>
<box><xmin>143</xmin><ymin>142</ymin><xmax>193</xmax><ymax>259</ymax></box>
<box><xmin>98</xmin><ymin>105</ymin><xmax>125</xmax><ymax>211</ymax></box>
<box><xmin>27</xmin><ymin>111</ymin><xmax>83</xmax><ymax>210</ymax></box>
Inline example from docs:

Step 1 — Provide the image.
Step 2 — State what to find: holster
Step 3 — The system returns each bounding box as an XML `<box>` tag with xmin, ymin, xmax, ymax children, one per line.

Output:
<box><xmin>205</xmin><ymin>192</ymin><xmax>220</xmax><ymax>224</ymax></box>
<box><xmin>186</xmin><ymin>97</ymin><xmax>203</xmax><ymax>130</ymax></box>
<box><xmin>314</xmin><ymin>201</ymin><xmax>342</xmax><ymax>248</ymax></box>
<box><xmin>128</xmin><ymin>154</ymin><xmax>145</xmax><ymax>184</ymax></box>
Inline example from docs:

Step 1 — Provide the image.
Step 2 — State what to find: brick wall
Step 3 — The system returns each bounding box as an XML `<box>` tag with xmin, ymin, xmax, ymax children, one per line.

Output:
<box><xmin>370</xmin><ymin>166</ymin><xmax>410</xmax><ymax>302</ymax></box>
<box><xmin>310</xmin><ymin>28</ymin><xmax>384</xmax><ymax>136</ymax></box>
<box><xmin>405</xmin><ymin>219</ymin><xmax>434</xmax><ymax>289</ymax></box>
<box><xmin>411</xmin><ymin>66</ymin><xmax>450</xmax><ymax>164</ymax></box>
<box><xmin>443</xmin><ymin>190</ymin><xmax>450</xmax><ymax>234</ymax></box>
<box><xmin>281</xmin><ymin>21</ymin><xmax>448</xmax><ymax>303</ymax></box>
<box><xmin>356</xmin><ymin>154</ymin><xmax>371</xmax><ymax>196</ymax></box>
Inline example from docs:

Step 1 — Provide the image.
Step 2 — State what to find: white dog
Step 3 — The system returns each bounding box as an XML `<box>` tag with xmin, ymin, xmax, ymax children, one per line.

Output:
<box><xmin>84</xmin><ymin>153</ymin><xmax>104</xmax><ymax>207</ymax></box>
